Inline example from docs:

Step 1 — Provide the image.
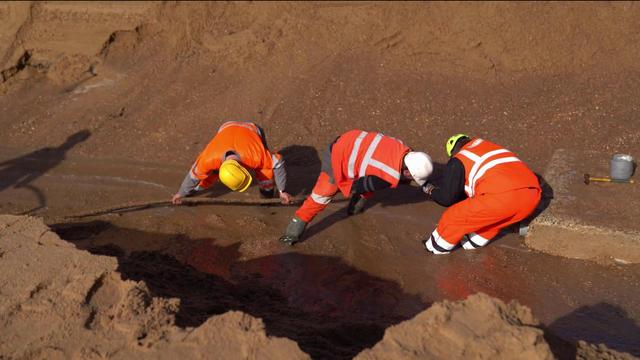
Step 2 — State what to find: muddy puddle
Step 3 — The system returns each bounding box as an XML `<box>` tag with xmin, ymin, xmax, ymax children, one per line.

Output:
<box><xmin>49</xmin><ymin>202</ymin><xmax>640</xmax><ymax>358</ymax></box>
<box><xmin>2</xmin><ymin>149</ymin><xmax>640</xmax><ymax>358</ymax></box>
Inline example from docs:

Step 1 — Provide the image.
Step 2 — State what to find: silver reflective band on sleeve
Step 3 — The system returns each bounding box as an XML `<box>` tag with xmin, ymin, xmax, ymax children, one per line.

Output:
<box><xmin>311</xmin><ymin>192</ymin><xmax>332</xmax><ymax>205</ymax></box>
<box><xmin>347</xmin><ymin>131</ymin><xmax>368</xmax><ymax>179</ymax></box>
<box><xmin>272</xmin><ymin>154</ymin><xmax>283</xmax><ymax>168</ymax></box>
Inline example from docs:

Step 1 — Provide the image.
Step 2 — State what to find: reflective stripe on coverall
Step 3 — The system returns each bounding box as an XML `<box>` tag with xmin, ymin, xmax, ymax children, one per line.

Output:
<box><xmin>295</xmin><ymin>130</ymin><xmax>410</xmax><ymax>223</ymax></box>
<box><xmin>428</xmin><ymin>138</ymin><xmax>541</xmax><ymax>253</ymax></box>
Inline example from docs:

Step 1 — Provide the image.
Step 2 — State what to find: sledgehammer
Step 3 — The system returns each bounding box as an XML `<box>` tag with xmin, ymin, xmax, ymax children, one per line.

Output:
<box><xmin>584</xmin><ymin>173</ymin><xmax>635</xmax><ymax>185</ymax></box>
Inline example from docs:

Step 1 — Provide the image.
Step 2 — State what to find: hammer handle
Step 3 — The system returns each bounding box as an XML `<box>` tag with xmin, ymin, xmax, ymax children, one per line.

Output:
<box><xmin>589</xmin><ymin>177</ymin><xmax>634</xmax><ymax>183</ymax></box>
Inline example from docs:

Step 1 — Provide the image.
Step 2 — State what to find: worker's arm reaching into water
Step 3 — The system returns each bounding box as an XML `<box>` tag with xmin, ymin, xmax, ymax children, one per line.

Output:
<box><xmin>424</xmin><ymin>157</ymin><xmax>467</xmax><ymax>207</ymax></box>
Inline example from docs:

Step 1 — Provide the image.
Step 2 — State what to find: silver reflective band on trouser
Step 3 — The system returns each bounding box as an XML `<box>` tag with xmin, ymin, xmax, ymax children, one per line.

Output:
<box><xmin>425</xmin><ymin>229</ymin><xmax>454</xmax><ymax>255</ymax></box>
<box><xmin>311</xmin><ymin>192</ymin><xmax>332</xmax><ymax>205</ymax></box>
<box><xmin>462</xmin><ymin>232</ymin><xmax>490</xmax><ymax>250</ymax></box>
<box><xmin>218</xmin><ymin>121</ymin><xmax>259</xmax><ymax>134</ymax></box>
<box><xmin>348</xmin><ymin>132</ymin><xmax>400</xmax><ymax>181</ymax></box>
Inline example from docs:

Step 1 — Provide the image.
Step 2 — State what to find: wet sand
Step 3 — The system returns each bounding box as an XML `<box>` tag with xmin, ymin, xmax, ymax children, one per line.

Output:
<box><xmin>2</xmin><ymin>151</ymin><xmax>638</xmax><ymax>358</ymax></box>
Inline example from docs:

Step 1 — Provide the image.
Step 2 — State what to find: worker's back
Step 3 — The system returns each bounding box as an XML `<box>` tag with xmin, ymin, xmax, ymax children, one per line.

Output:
<box><xmin>455</xmin><ymin>138</ymin><xmax>539</xmax><ymax>196</ymax></box>
<box><xmin>194</xmin><ymin>122</ymin><xmax>272</xmax><ymax>174</ymax></box>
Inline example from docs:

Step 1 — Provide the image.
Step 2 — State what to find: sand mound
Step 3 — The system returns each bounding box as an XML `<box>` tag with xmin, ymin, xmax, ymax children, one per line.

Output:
<box><xmin>356</xmin><ymin>293</ymin><xmax>553</xmax><ymax>360</ymax></box>
<box><xmin>0</xmin><ymin>215</ymin><xmax>308</xmax><ymax>359</ymax></box>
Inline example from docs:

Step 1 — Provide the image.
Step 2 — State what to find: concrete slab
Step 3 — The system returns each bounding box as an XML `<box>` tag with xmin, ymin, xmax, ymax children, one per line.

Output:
<box><xmin>525</xmin><ymin>149</ymin><xmax>640</xmax><ymax>264</ymax></box>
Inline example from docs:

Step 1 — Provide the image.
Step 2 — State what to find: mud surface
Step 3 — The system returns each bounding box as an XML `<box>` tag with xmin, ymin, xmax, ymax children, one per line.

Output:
<box><xmin>1</xmin><ymin>2</ymin><xmax>640</xmax><ymax>359</ymax></box>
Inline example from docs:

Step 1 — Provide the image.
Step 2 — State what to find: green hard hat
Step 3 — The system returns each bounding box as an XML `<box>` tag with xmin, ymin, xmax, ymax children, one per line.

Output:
<box><xmin>445</xmin><ymin>134</ymin><xmax>469</xmax><ymax>157</ymax></box>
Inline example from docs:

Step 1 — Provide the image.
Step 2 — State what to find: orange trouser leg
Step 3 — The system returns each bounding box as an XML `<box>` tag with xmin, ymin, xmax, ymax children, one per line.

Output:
<box><xmin>465</xmin><ymin>187</ymin><xmax>541</xmax><ymax>248</ymax></box>
<box><xmin>430</xmin><ymin>187</ymin><xmax>540</xmax><ymax>252</ymax></box>
<box><xmin>295</xmin><ymin>171</ymin><xmax>339</xmax><ymax>223</ymax></box>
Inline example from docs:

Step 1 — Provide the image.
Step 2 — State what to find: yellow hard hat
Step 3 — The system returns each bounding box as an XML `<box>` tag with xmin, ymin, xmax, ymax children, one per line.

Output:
<box><xmin>219</xmin><ymin>159</ymin><xmax>252</xmax><ymax>192</ymax></box>
<box><xmin>445</xmin><ymin>134</ymin><xmax>468</xmax><ymax>157</ymax></box>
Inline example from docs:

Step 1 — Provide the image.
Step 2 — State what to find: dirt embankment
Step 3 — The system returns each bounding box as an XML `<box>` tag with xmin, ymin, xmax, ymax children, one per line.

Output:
<box><xmin>0</xmin><ymin>215</ymin><xmax>308</xmax><ymax>359</ymax></box>
<box><xmin>1</xmin><ymin>1</ymin><xmax>639</xmax><ymax>169</ymax></box>
<box><xmin>1</xmin><ymin>215</ymin><xmax>636</xmax><ymax>359</ymax></box>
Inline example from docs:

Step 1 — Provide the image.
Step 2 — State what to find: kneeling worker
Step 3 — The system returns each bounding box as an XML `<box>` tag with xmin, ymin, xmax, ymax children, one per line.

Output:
<box><xmin>422</xmin><ymin>134</ymin><xmax>541</xmax><ymax>254</ymax></box>
<box><xmin>172</xmin><ymin>121</ymin><xmax>292</xmax><ymax>204</ymax></box>
<box><xmin>281</xmin><ymin>129</ymin><xmax>433</xmax><ymax>245</ymax></box>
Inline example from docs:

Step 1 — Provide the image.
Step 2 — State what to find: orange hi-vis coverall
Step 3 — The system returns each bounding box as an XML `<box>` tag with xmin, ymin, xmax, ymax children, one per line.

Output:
<box><xmin>295</xmin><ymin>130</ymin><xmax>410</xmax><ymax>223</ymax></box>
<box><xmin>176</xmin><ymin>121</ymin><xmax>285</xmax><ymax>196</ymax></box>
<box><xmin>427</xmin><ymin>138</ymin><xmax>541</xmax><ymax>254</ymax></box>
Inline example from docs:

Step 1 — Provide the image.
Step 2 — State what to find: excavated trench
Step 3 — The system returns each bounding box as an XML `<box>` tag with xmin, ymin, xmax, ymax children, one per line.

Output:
<box><xmin>2</xmin><ymin>2</ymin><xmax>640</xmax><ymax>358</ymax></box>
<box><xmin>8</xmin><ymin>153</ymin><xmax>630</xmax><ymax>359</ymax></box>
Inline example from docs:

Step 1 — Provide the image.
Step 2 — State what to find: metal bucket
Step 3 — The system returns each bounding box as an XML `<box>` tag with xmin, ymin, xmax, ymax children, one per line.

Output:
<box><xmin>610</xmin><ymin>154</ymin><xmax>635</xmax><ymax>180</ymax></box>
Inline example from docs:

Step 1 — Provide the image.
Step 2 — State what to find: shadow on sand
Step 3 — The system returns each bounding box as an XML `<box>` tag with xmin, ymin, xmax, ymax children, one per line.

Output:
<box><xmin>0</xmin><ymin>130</ymin><xmax>91</xmax><ymax>214</ymax></box>
<box><xmin>546</xmin><ymin>303</ymin><xmax>640</xmax><ymax>358</ymax></box>
<box><xmin>52</xmin><ymin>220</ymin><xmax>428</xmax><ymax>359</ymax></box>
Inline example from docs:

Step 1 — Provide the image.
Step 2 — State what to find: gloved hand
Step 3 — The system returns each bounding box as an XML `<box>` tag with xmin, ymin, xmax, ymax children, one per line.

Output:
<box><xmin>422</xmin><ymin>183</ymin><xmax>436</xmax><ymax>195</ymax></box>
<box><xmin>279</xmin><ymin>216</ymin><xmax>307</xmax><ymax>246</ymax></box>
<box><xmin>347</xmin><ymin>194</ymin><xmax>367</xmax><ymax>215</ymax></box>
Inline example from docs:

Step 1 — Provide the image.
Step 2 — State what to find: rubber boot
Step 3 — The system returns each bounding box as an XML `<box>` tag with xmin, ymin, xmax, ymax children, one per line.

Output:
<box><xmin>280</xmin><ymin>216</ymin><xmax>307</xmax><ymax>246</ymax></box>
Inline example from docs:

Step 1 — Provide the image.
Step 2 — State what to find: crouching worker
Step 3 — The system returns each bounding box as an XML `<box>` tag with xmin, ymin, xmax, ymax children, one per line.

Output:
<box><xmin>422</xmin><ymin>134</ymin><xmax>541</xmax><ymax>254</ymax></box>
<box><xmin>172</xmin><ymin>121</ymin><xmax>292</xmax><ymax>204</ymax></box>
<box><xmin>280</xmin><ymin>129</ymin><xmax>433</xmax><ymax>245</ymax></box>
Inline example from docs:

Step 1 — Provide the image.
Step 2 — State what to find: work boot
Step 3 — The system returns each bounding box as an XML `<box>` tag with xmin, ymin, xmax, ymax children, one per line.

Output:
<box><xmin>280</xmin><ymin>216</ymin><xmax>307</xmax><ymax>246</ymax></box>
<box><xmin>347</xmin><ymin>195</ymin><xmax>367</xmax><ymax>216</ymax></box>
<box><xmin>424</xmin><ymin>235</ymin><xmax>451</xmax><ymax>255</ymax></box>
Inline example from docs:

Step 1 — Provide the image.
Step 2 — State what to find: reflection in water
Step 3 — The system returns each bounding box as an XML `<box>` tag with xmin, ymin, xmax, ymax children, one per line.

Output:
<box><xmin>432</xmin><ymin>247</ymin><xmax>535</xmax><ymax>310</ymax></box>
<box><xmin>123</xmin><ymin>249</ymin><xmax>426</xmax><ymax>359</ymax></box>
<box><xmin>54</xmin><ymin>218</ymin><xmax>640</xmax><ymax>358</ymax></box>
<box><xmin>56</xmin><ymin>222</ymin><xmax>427</xmax><ymax>359</ymax></box>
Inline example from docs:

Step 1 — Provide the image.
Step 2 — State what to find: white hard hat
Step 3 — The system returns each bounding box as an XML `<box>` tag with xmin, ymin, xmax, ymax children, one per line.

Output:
<box><xmin>404</xmin><ymin>151</ymin><xmax>433</xmax><ymax>186</ymax></box>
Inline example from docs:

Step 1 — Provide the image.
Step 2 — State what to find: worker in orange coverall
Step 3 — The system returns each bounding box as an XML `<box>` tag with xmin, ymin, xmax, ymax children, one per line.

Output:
<box><xmin>280</xmin><ymin>129</ymin><xmax>433</xmax><ymax>245</ymax></box>
<box><xmin>172</xmin><ymin>121</ymin><xmax>292</xmax><ymax>205</ymax></box>
<box><xmin>422</xmin><ymin>134</ymin><xmax>541</xmax><ymax>254</ymax></box>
